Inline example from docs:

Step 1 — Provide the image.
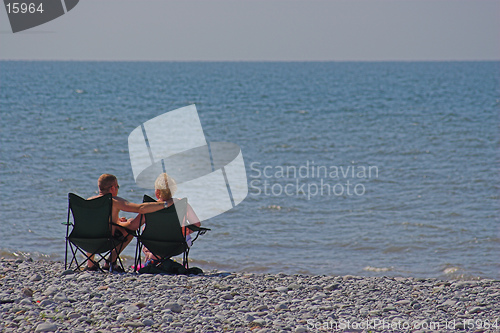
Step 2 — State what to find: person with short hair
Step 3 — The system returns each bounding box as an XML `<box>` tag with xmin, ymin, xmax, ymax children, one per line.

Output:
<box><xmin>86</xmin><ymin>173</ymin><xmax>168</xmax><ymax>271</ymax></box>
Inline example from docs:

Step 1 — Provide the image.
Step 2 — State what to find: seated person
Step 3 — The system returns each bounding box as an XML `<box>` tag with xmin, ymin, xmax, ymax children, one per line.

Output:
<box><xmin>141</xmin><ymin>173</ymin><xmax>201</xmax><ymax>267</ymax></box>
<box><xmin>86</xmin><ymin>173</ymin><xmax>169</xmax><ymax>271</ymax></box>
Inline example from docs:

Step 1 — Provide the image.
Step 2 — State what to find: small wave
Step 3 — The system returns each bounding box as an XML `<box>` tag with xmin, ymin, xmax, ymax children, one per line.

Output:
<box><xmin>0</xmin><ymin>250</ymin><xmax>58</xmax><ymax>261</ymax></box>
<box><xmin>400</xmin><ymin>221</ymin><xmax>441</xmax><ymax>229</ymax></box>
<box><xmin>363</xmin><ymin>266</ymin><xmax>393</xmax><ymax>272</ymax></box>
<box><xmin>399</xmin><ymin>150</ymin><xmax>432</xmax><ymax>156</ymax></box>
<box><xmin>440</xmin><ymin>265</ymin><xmax>482</xmax><ymax>281</ymax></box>
<box><xmin>263</xmin><ymin>205</ymin><xmax>282</xmax><ymax>211</ymax></box>
<box><xmin>443</xmin><ymin>267</ymin><xmax>460</xmax><ymax>274</ymax></box>
<box><xmin>383</xmin><ymin>246</ymin><xmax>410</xmax><ymax>254</ymax></box>
<box><xmin>275</xmin><ymin>144</ymin><xmax>292</xmax><ymax>149</ymax></box>
<box><xmin>446</xmin><ymin>212</ymin><xmax>462</xmax><ymax>217</ymax></box>
<box><xmin>284</xmin><ymin>110</ymin><xmax>309</xmax><ymax>114</ymax></box>
<box><xmin>241</xmin><ymin>265</ymin><xmax>274</xmax><ymax>273</ymax></box>
<box><xmin>187</xmin><ymin>258</ymin><xmax>236</xmax><ymax>272</ymax></box>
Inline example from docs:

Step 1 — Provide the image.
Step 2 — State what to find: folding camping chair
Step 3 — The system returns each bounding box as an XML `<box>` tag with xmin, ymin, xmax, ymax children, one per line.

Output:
<box><xmin>64</xmin><ymin>193</ymin><xmax>128</xmax><ymax>272</ymax></box>
<box><xmin>134</xmin><ymin>195</ymin><xmax>210</xmax><ymax>272</ymax></box>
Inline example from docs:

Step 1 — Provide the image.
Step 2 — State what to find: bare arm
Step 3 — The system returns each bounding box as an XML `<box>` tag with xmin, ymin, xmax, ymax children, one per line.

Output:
<box><xmin>115</xmin><ymin>214</ymin><xmax>144</xmax><ymax>231</ymax></box>
<box><xmin>113</xmin><ymin>196</ymin><xmax>165</xmax><ymax>214</ymax></box>
<box><xmin>186</xmin><ymin>203</ymin><xmax>201</xmax><ymax>228</ymax></box>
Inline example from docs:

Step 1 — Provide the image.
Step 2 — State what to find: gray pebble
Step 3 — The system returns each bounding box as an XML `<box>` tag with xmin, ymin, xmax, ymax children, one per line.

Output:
<box><xmin>162</xmin><ymin>314</ymin><xmax>173</xmax><ymax>322</ymax></box>
<box><xmin>34</xmin><ymin>322</ymin><xmax>58</xmax><ymax>332</ymax></box>
<box><xmin>395</xmin><ymin>299</ymin><xmax>410</xmax><ymax>305</ymax></box>
<box><xmin>39</xmin><ymin>300</ymin><xmax>54</xmax><ymax>307</ymax></box>
<box><xmin>60</xmin><ymin>269</ymin><xmax>75</xmax><ymax>276</ymax></box>
<box><xmin>252</xmin><ymin>318</ymin><xmax>266</xmax><ymax>327</ymax></box>
<box><xmin>468</xmin><ymin>306</ymin><xmax>484</xmax><ymax>314</ymax></box>
<box><xmin>143</xmin><ymin>319</ymin><xmax>155</xmax><ymax>326</ymax></box>
<box><xmin>324</xmin><ymin>283</ymin><xmax>340</xmax><ymax>291</ymax></box>
<box><xmin>20</xmin><ymin>298</ymin><xmax>33</xmax><ymax>305</ymax></box>
<box><xmin>245</xmin><ymin>314</ymin><xmax>255</xmax><ymax>322</ymax></box>
<box><xmin>21</xmin><ymin>288</ymin><xmax>34</xmax><ymax>298</ymax></box>
<box><xmin>221</xmin><ymin>292</ymin><xmax>233</xmax><ymax>300</ymax></box>
<box><xmin>54</xmin><ymin>292</ymin><xmax>68</xmax><ymax>302</ymax></box>
<box><xmin>123</xmin><ymin>304</ymin><xmax>140</xmax><ymax>312</ymax></box>
<box><xmin>78</xmin><ymin>316</ymin><xmax>92</xmax><ymax>324</ymax></box>
<box><xmin>124</xmin><ymin>321</ymin><xmax>144</xmax><ymax>327</ymax></box>
<box><xmin>275</xmin><ymin>302</ymin><xmax>288</xmax><ymax>310</ymax></box>
<box><xmin>76</xmin><ymin>273</ymin><xmax>92</xmax><ymax>280</ymax></box>
<box><xmin>165</xmin><ymin>302</ymin><xmax>182</xmax><ymax>313</ymax></box>
<box><xmin>113</xmin><ymin>297</ymin><xmax>128</xmax><ymax>304</ymax></box>
<box><xmin>43</xmin><ymin>286</ymin><xmax>58</xmax><ymax>296</ymax></box>
<box><xmin>30</xmin><ymin>274</ymin><xmax>43</xmax><ymax>282</ymax></box>
<box><xmin>253</xmin><ymin>304</ymin><xmax>268</xmax><ymax>312</ymax></box>
<box><xmin>67</xmin><ymin>312</ymin><xmax>80</xmax><ymax>319</ymax></box>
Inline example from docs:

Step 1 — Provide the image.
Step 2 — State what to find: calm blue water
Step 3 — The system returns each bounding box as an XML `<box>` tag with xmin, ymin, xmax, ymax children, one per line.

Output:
<box><xmin>0</xmin><ymin>61</ymin><xmax>498</xmax><ymax>279</ymax></box>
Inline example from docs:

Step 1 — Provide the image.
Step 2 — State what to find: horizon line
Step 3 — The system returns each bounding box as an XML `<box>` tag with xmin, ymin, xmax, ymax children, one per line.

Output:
<box><xmin>1</xmin><ymin>59</ymin><xmax>499</xmax><ymax>63</ymax></box>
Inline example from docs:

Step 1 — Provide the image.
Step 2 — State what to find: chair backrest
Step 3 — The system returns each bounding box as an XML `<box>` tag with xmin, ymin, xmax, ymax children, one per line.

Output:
<box><xmin>141</xmin><ymin>195</ymin><xmax>188</xmax><ymax>257</ymax></box>
<box><xmin>68</xmin><ymin>193</ymin><xmax>112</xmax><ymax>239</ymax></box>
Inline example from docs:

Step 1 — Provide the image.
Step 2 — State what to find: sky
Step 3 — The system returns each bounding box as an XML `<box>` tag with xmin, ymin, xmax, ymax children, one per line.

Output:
<box><xmin>0</xmin><ymin>0</ymin><xmax>499</xmax><ymax>61</ymax></box>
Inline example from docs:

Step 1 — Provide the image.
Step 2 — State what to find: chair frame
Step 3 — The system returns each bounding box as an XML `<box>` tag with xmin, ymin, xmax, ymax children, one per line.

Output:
<box><xmin>64</xmin><ymin>193</ymin><xmax>127</xmax><ymax>272</ymax></box>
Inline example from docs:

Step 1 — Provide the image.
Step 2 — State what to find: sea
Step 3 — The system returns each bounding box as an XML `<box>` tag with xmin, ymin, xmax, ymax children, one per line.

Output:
<box><xmin>0</xmin><ymin>61</ymin><xmax>498</xmax><ymax>280</ymax></box>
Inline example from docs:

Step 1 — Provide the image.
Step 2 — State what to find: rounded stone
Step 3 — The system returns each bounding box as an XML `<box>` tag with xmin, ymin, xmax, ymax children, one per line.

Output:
<box><xmin>34</xmin><ymin>322</ymin><xmax>58</xmax><ymax>332</ymax></box>
<box><xmin>165</xmin><ymin>302</ymin><xmax>182</xmax><ymax>313</ymax></box>
<box><xmin>143</xmin><ymin>319</ymin><xmax>155</xmax><ymax>326</ymax></box>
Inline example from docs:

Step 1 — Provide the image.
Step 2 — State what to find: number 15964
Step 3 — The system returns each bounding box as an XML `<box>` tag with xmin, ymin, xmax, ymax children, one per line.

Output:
<box><xmin>6</xmin><ymin>3</ymin><xmax>44</xmax><ymax>14</ymax></box>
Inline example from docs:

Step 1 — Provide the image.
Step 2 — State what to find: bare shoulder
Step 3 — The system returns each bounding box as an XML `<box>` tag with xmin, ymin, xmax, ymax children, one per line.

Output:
<box><xmin>112</xmin><ymin>196</ymin><xmax>130</xmax><ymax>207</ymax></box>
<box><xmin>113</xmin><ymin>196</ymin><xmax>127</xmax><ymax>202</ymax></box>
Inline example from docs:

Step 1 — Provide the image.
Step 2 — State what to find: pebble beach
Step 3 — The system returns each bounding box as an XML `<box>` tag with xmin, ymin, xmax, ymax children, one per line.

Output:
<box><xmin>1</xmin><ymin>259</ymin><xmax>499</xmax><ymax>333</ymax></box>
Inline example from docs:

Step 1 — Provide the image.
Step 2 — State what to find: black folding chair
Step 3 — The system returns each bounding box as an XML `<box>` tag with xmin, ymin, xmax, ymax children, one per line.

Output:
<box><xmin>134</xmin><ymin>195</ymin><xmax>210</xmax><ymax>272</ymax></box>
<box><xmin>64</xmin><ymin>193</ymin><xmax>127</xmax><ymax>272</ymax></box>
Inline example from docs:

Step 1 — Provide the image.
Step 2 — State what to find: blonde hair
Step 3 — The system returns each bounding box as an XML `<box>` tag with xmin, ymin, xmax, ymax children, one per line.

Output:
<box><xmin>98</xmin><ymin>174</ymin><xmax>117</xmax><ymax>193</ymax></box>
<box><xmin>155</xmin><ymin>173</ymin><xmax>177</xmax><ymax>200</ymax></box>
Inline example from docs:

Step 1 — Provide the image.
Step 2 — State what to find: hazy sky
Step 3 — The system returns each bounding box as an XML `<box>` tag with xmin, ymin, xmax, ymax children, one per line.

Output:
<box><xmin>0</xmin><ymin>0</ymin><xmax>498</xmax><ymax>61</ymax></box>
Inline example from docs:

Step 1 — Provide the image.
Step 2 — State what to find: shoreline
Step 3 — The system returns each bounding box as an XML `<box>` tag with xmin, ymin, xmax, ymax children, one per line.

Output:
<box><xmin>0</xmin><ymin>250</ymin><xmax>492</xmax><ymax>281</ymax></box>
<box><xmin>1</xmin><ymin>259</ymin><xmax>499</xmax><ymax>333</ymax></box>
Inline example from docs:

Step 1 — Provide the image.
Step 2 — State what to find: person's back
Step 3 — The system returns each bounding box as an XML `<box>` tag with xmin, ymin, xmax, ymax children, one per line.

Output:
<box><xmin>141</xmin><ymin>173</ymin><xmax>201</xmax><ymax>267</ymax></box>
<box><xmin>85</xmin><ymin>174</ymin><xmax>168</xmax><ymax>271</ymax></box>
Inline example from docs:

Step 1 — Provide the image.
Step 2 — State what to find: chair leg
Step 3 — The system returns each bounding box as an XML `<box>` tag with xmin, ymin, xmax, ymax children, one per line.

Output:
<box><xmin>65</xmin><ymin>202</ymin><xmax>71</xmax><ymax>270</ymax></box>
<box><xmin>111</xmin><ymin>240</ymin><xmax>126</xmax><ymax>272</ymax></box>
<box><xmin>64</xmin><ymin>238</ymin><xmax>69</xmax><ymax>270</ymax></box>
<box><xmin>183</xmin><ymin>248</ymin><xmax>190</xmax><ymax>270</ymax></box>
<box><xmin>69</xmin><ymin>243</ymin><xmax>110</xmax><ymax>273</ymax></box>
<box><xmin>134</xmin><ymin>241</ymin><xmax>142</xmax><ymax>273</ymax></box>
<box><xmin>67</xmin><ymin>243</ymin><xmax>81</xmax><ymax>271</ymax></box>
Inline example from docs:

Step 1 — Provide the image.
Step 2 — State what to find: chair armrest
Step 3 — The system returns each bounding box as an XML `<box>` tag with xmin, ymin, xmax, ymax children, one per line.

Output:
<box><xmin>187</xmin><ymin>225</ymin><xmax>210</xmax><ymax>244</ymax></box>
<box><xmin>186</xmin><ymin>225</ymin><xmax>211</xmax><ymax>232</ymax></box>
